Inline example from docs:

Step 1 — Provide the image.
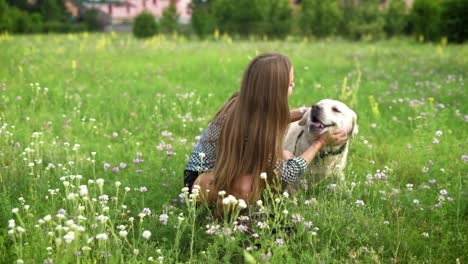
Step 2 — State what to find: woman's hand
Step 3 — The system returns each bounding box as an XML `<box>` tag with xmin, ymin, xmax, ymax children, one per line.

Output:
<box><xmin>318</xmin><ymin>129</ymin><xmax>348</xmax><ymax>147</ymax></box>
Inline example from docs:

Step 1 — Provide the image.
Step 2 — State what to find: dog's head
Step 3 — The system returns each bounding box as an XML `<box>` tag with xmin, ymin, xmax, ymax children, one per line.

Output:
<box><xmin>299</xmin><ymin>99</ymin><xmax>358</xmax><ymax>138</ymax></box>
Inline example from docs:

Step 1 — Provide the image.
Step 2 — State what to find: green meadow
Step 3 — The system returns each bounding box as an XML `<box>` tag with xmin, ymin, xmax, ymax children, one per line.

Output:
<box><xmin>0</xmin><ymin>33</ymin><xmax>467</xmax><ymax>263</ymax></box>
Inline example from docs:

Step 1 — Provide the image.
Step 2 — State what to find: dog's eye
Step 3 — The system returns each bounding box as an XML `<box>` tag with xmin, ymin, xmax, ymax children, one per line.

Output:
<box><xmin>332</xmin><ymin>107</ymin><xmax>341</xmax><ymax>113</ymax></box>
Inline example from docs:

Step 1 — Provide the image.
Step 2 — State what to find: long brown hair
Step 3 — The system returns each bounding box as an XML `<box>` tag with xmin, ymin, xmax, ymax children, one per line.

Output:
<box><xmin>212</xmin><ymin>53</ymin><xmax>292</xmax><ymax>202</ymax></box>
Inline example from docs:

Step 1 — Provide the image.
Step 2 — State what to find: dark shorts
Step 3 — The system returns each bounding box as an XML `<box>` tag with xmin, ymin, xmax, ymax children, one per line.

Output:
<box><xmin>183</xmin><ymin>169</ymin><xmax>199</xmax><ymax>192</ymax></box>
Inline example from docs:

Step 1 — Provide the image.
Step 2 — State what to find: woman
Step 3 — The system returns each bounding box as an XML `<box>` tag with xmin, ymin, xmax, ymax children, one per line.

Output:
<box><xmin>184</xmin><ymin>53</ymin><xmax>347</xmax><ymax>204</ymax></box>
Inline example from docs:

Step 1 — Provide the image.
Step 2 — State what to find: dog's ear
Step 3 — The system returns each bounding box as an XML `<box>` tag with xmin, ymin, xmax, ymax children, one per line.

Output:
<box><xmin>349</xmin><ymin>115</ymin><xmax>358</xmax><ymax>138</ymax></box>
<box><xmin>298</xmin><ymin>109</ymin><xmax>310</xmax><ymax>126</ymax></box>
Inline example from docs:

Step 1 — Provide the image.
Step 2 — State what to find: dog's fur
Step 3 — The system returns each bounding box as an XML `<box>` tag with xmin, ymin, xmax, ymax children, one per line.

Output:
<box><xmin>284</xmin><ymin>99</ymin><xmax>358</xmax><ymax>190</ymax></box>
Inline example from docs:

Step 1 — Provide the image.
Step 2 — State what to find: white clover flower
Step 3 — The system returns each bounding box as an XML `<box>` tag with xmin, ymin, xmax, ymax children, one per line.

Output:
<box><xmin>124</xmin><ymin>187</ymin><xmax>131</xmax><ymax>192</ymax></box>
<box><xmin>16</xmin><ymin>259</ymin><xmax>24</xmax><ymax>264</ymax></box>
<box><xmin>435</xmin><ymin>130</ymin><xmax>443</xmax><ymax>137</ymax></box>
<box><xmin>96</xmin><ymin>233</ymin><xmax>108</xmax><ymax>240</ymax></box>
<box><xmin>16</xmin><ymin>226</ymin><xmax>25</xmax><ymax>233</ymax></box>
<box><xmin>422</xmin><ymin>232</ymin><xmax>429</xmax><ymax>238</ymax></box>
<box><xmin>96</xmin><ymin>178</ymin><xmax>104</xmax><ymax>186</ymax></box>
<box><xmin>82</xmin><ymin>246</ymin><xmax>92</xmax><ymax>251</ymax></box>
<box><xmin>440</xmin><ymin>189</ymin><xmax>448</xmax><ymax>196</ymax></box>
<box><xmin>119</xmin><ymin>230</ymin><xmax>128</xmax><ymax>237</ymax></box>
<box><xmin>218</xmin><ymin>190</ymin><xmax>226</xmax><ymax>196</ymax></box>
<box><xmin>413</xmin><ymin>199</ymin><xmax>420</xmax><ymax>206</ymax></box>
<box><xmin>256</xmin><ymin>200</ymin><xmax>263</xmax><ymax>207</ymax></box>
<box><xmin>12</xmin><ymin>208</ymin><xmax>19</xmax><ymax>214</ymax></box>
<box><xmin>238</xmin><ymin>199</ymin><xmax>247</xmax><ymax>209</ymax></box>
<box><xmin>79</xmin><ymin>185</ymin><xmax>88</xmax><ymax>196</ymax></box>
<box><xmin>63</xmin><ymin>231</ymin><xmax>75</xmax><ymax>244</ymax></box>
<box><xmin>8</xmin><ymin>219</ymin><xmax>15</xmax><ymax>229</ymax></box>
<box><xmin>282</xmin><ymin>209</ymin><xmax>289</xmax><ymax>215</ymax></box>
<box><xmin>43</xmin><ymin>214</ymin><xmax>52</xmax><ymax>222</ymax></box>
<box><xmin>67</xmin><ymin>193</ymin><xmax>77</xmax><ymax>200</ymax></box>
<box><xmin>23</xmin><ymin>205</ymin><xmax>30</xmax><ymax>211</ymax></box>
<box><xmin>282</xmin><ymin>191</ymin><xmax>289</xmax><ymax>198</ymax></box>
<box><xmin>142</xmin><ymin>230</ymin><xmax>152</xmax><ymax>239</ymax></box>
<box><xmin>260</xmin><ymin>172</ymin><xmax>267</xmax><ymax>180</ymax></box>
<box><xmin>198</xmin><ymin>152</ymin><xmax>206</xmax><ymax>159</ymax></box>
<box><xmin>222</xmin><ymin>195</ymin><xmax>238</xmax><ymax>205</ymax></box>
<box><xmin>355</xmin><ymin>200</ymin><xmax>365</xmax><ymax>206</ymax></box>
<box><xmin>181</xmin><ymin>187</ymin><xmax>189</xmax><ymax>193</ymax></box>
<box><xmin>115</xmin><ymin>181</ymin><xmax>121</xmax><ymax>187</ymax></box>
<box><xmin>274</xmin><ymin>198</ymin><xmax>281</xmax><ymax>203</ymax></box>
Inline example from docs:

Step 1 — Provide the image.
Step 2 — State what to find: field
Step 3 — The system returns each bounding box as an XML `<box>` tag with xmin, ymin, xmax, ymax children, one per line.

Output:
<box><xmin>0</xmin><ymin>33</ymin><xmax>467</xmax><ymax>263</ymax></box>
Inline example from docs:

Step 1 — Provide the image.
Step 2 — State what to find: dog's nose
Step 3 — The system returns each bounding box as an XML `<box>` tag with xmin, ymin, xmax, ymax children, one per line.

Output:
<box><xmin>312</xmin><ymin>104</ymin><xmax>321</xmax><ymax>111</ymax></box>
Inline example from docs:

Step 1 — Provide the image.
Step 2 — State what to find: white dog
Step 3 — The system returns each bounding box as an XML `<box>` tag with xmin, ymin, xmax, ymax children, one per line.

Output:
<box><xmin>284</xmin><ymin>99</ymin><xmax>358</xmax><ymax>190</ymax></box>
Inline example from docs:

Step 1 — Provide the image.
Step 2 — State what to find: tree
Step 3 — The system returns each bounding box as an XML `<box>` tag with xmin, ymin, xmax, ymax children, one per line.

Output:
<box><xmin>384</xmin><ymin>0</ymin><xmax>408</xmax><ymax>37</ymax></box>
<box><xmin>262</xmin><ymin>0</ymin><xmax>293</xmax><ymax>38</ymax></box>
<box><xmin>160</xmin><ymin>0</ymin><xmax>179</xmax><ymax>34</ymax></box>
<box><xmin>409</xmin><ymin>0</ymin><xmax>441</xmax><ymax>41</ymax></box>
<box><xmin>190</xmin><ymin>0</ymin><xmax>215</xmax><ymax>38</ymax></box>
<box><xmin>299</xmin><ymin>0</ymin><xmax>341</xmax><ymax>37</ymax></box>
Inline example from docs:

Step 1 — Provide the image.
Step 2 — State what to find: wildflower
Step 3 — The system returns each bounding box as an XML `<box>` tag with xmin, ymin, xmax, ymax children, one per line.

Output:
<box><xmin>119</xmin><ymin>162</ymin><xmax>127</xmax><ymax>169</ymax></box>
<box><xmin>96</xmin><ymin>233</ymin><xmax>108</xmax><ymax>240</ymax></box>
<box><xmin>440</xmin><ymin>189</ymin><xmax>448</xmax><ymax>196</ymax></box>
<box><xmin>383</xmin><ymin>220</ymin><xmax>390</xmax><ymax>225</ymax></box>
<box><xmin>429</xmin><ymin>179</ymin><xmax>436</xmax><ymax>184</ymax></box>
<box><xmin>124</xmin><ymin>187</ymin><xmax>131</xmax><ymax>192</ymax></box>
<box><xmin>282</xmin><ymin>191</ymin><xmax>289</xmax><ymax>198</ymax></box>
<box><xmin>406</xmin><ymin>183</ymin><xmax>414</xmax><ymax>190</ymax></box>
<box><xmin>141</xmin><ymin>208</ymin><xmax>152</xmax><ymax>216</ymax></box>
<box><xmin>159</xmin><ymin>214</ymin><xmax>169</xmax><ymax>225</ymax></box>
<box><xmin>238</xmin><ymin>199</ymin><xmax>247</xmax><ymax>209</ymax></box>
<box><xmin>256</xmin><ymin>200</ymin><xmax>263</xmax><ymax>207</ymax></box>
<box><xmin>63</xmin><ymin>231</ymin><xmax>75</xmax><ymax>244</ymax></box>
<box><xmin>422</xmin><ymin>232</ymin><xmax>429</xmax><ymax>238</ymax></box>
<box><xmin>462</xmin><ymin>155</ymin><xmax>468</xmax><ymax>163</ymax></box>
<box><xmin>12</xmin><ymin>208</ymin><xmax>19</xmax><ymax>214</ymax></box>
<box><xmin>112</xmin><ymin>167</ymin><xmax>119</xmax><ymax>173</ymax></box>
<box><xmin>142</xmin><ymin>230</ymin><xmax>152</xmax><ymax>239</ymax></box>
<box><xmin>292</xmin><ymin>214</ymin><xmax>303</xmax><ymax>224</ymax></box>
<box><xmin>355</xmin><ymin>200</ymin><xmax>365</xmax><ymax>206</ymax></box>
<box><xmin>413</xmin><ymin>199</ymin><xmax>420</xmax><ymax>206</ymax></box>
<box><xmin>103</xmin><ymin>163</ymin><xmax>110</xmax><ymax>170</ymax></box>
<box><xmin>115</xmin><ymin>181</ymin><xmax>121</xmax><ymax>187</ymax></box>
<box><xmin>205</xmin><ymin>224</ymin><xmax>219</xmax><ymax>235</ymax></box>
<box><xmin>139</xmin><ymin>186</ymin><xmax>148</xmax><ymax>192</ymax></box>
<box><xmin>432</xmin><ymin>138</ymin><xmax>439</xmax><ymax>144</ymax></box>
<box><xmin>435</xmin><ymin>130</ymin><xmax>443</xmax><ymax>137</ymax></box>
<box><xmin>260</xmin><ymin>172</ymin><xmax>267</xmax><ymax>180</ymax></box>
<box><xmin>218</xmin><ymin>190</ymin><xmax>226</xmax><ymax>196</ymax></box>
<box><xmin>17</xmin><ymin>260</ymin><xmax>24</xmax><ymax>264</ymax></box>
<box><xmin>119</xmin><ymin>230</ymin><xmax>128</xmax><ymax>237</ymax></box>
<box><xmin>198</xmin><ymin>152</ymin><xmax>206</xmax><ymax>159</ymax></box>
<box><xmin>112</xmin><ymin>132</ymin><xmax>118</xmax><ymax>138</ymax></box>
<box><xmin>275</xmin><ymin>238</ymin><xmax>285</xmax><ymax>246</ymax></box>
<box><xmin>96</xmin><ymin>178</ymin><xmax>104</xmax><ymax>186</ymax></box>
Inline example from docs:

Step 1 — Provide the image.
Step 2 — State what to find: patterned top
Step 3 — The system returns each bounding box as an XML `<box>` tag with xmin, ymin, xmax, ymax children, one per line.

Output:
<box><xmin>185</xmin><ymin>116</ymin><xmax>308</xmax><ymax>188</ymax></box>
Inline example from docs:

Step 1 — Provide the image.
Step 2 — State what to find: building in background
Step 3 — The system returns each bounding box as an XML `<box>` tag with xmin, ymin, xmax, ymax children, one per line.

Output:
<box><xmin>66</xmin><ymin>0</ymin><xmax>191</xmax><ymax>29</ymax></box>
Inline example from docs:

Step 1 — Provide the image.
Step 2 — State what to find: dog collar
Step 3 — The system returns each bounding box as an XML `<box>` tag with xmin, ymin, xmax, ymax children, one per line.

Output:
<box><xmin>318</xmin><ymin>143</ymin><xmax>347</xmax><ymax>159</ymax></box>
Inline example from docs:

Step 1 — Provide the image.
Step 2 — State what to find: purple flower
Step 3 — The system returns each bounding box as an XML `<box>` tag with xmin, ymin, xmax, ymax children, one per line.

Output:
<box><xmin>133</xmin><ymin>158</ymin><xmax>144</xmax><ymax>164</ymax></box>
<box><xmin>141</xmin><ymin>208</ymin><xmax>151</xmax><ymax>216</ymax></box>
<box><xmin>429</xmin><ymin>179</ymin><xmax>436</xmax><ymax>184</ymax></box>
<box><xmin>462</xmin><ymin>155</ymin><xmax>468</xmax><ymax>163</ymax></box>
<box><xmin>159</xmin><ymin>214</ymin><xmax>169</xmax><ymax>225</ymax></box>
<box><xmin>112</xmin><ymin>167</ymin><xmax>119</xmax><ymax>173</ymax></box>
<box><xmin>275</xmin><ymin>238</ymin><xmax>285</xmax><ymax>246</ymax></box>
<box><xmin>103</xmin><ymin>163</ymin><xmax>110</xmax><ymax>170</ymax></box>
<box><xmin>136</xmin><ymin>151</ymin><xmax>143</xmax><ymax>157</ymax></box>
<box><xmin>119</xmin><ymin>162</ymin><xmax>127</xmax><ymax>169</ymax></box>
<box><xmin>136</xmin><ymin>169</ymin><xmax>142</xmax><ymax>174</ymax></box>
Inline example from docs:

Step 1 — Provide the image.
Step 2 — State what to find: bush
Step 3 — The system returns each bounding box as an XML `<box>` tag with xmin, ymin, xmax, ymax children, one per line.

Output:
<box><xmin>409</xmin><ymin>0</ymin><xmax>441</xmax><ymax>41</ymax></box>
<box><xmin>212</xmin><ymin>0</ymin><xmax>264</xmax><ymax>36</ymax></box>
<box><xmin>299</xmin><ymin>0</ymin><xmax>341</xmax><ymax>37</ymax></box>
<box><xmin>160</xmin><ymin>0</ymin><xmax>179</xmax><ymax>34</ymax></box>
<box><xmin>133</xmin><ymin>11</ymin><xmax>158</xmax><ymax>39</ymax></box>
<box><xmin>384</xmin><ymin>0</ymin><xmax>408</xmax><ymax>37</ymax></box>
<box><xmin>440</xmin><ymin>0</ymin><xmax>468</xmax><ymax>43</ymax></box>
<box><xmin>82</xmin><ymin>9</ymin><xmax>100</xmax><ymax>31</ymax></box>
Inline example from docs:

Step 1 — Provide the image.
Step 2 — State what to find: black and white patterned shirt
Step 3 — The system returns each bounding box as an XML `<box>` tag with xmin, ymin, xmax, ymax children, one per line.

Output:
<box><xmin>185</xmin><ymin>117</ymin><xmax>308</xmax><ymax>187</ymax></box>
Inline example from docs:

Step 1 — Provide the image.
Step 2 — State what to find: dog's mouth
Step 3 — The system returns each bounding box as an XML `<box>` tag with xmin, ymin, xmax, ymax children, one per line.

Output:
<box><xmin>310</xmin><ymin>115</ymin><xmax>335</xmax><ymax>131</ymax></box>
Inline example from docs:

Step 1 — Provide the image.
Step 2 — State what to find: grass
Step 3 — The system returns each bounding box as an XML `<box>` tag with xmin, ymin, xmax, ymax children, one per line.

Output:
<box><xmin>0</xmin><ymin>32</ymin><xmax>467</xmax><ymax>263</ymax></box>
